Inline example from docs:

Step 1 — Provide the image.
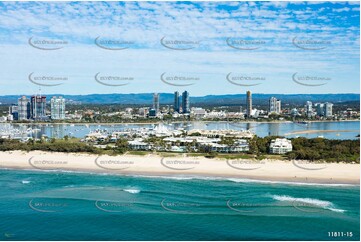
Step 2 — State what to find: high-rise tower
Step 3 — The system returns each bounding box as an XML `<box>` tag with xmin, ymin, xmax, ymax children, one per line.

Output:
<box><xmin>153</xmin><ymin>93</ymin><xmax>160</xmax><ymax>114</ymax></box>
<box><xmin>174</xmin><ymin>91</ymin><xmax>180</xmax><ymax>113</ymax></box>
<box><xmin>182</xmin><ymin>91</ymin><xmax>190</xmax><ymax>114</ymax></box>
<box><xmin>246</xmin><ymin>91</ymin><xmax>252</xmax><ymax>118</ymax></box>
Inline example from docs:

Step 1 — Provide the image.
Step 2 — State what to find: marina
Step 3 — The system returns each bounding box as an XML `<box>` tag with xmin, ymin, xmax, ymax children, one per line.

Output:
<box><xmin>0</xmin><ymin>121</ymin><xmax>359</xmax><ymax>141</ymax></box>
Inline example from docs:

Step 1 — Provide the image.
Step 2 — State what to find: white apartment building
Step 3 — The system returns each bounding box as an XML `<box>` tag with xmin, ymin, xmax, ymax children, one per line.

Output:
<box><xmin>269</xmin><ymin>97</ymin><xmax>281</xmax><ymax>114</ymax></box>
<box><xmin>269</xmin><ymin>138</ymin><xmax>292</xmax><ymax>154</ymax></box>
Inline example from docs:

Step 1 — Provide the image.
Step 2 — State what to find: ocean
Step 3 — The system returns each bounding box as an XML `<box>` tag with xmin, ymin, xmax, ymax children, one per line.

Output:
<box><xmin>0</xmin><ymin>169</ymin><xmax>359</xmax><ymax>241</ymax></box>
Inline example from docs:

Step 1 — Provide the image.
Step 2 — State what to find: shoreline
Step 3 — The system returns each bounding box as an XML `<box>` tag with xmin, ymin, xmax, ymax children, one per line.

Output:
<box><xmin>1</xmin><ymin>167</ymin><xmax>358</xmax><ymax>187</ymax></box>
<box><xmin>0</xmin><ymin>150</ymin><xmax>359</xmax><ymax>185</ymax></box>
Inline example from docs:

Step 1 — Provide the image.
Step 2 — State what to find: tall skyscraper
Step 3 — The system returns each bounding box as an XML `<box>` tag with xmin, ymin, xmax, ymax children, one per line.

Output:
<box><xmin>7</xmin><ymin>106</ymin><xmax>13</xmax><ymax>121</ymax></box>
<box><xmin>276</xmin><ymin>100</ymin><xmax>281</xmax><ymax>114</ymax></box>
<box><xmin>246</xmin><ymin>91</ymin><xmax>252</xmax><ymax>118</ymax></box>
<box><xmin>51</xmin><ymin>96</ymin><xmax>66</xmax><ymax>120</ymax></box>
<box><xmin>153</xmin><ymin>93</ymin><xmax>160</xmax><ymax>114</ymax></box>
<box><xmin>31</xmin><ymin>95</ymin><xmax>46</xmax><ymax>120</ymax></box>
<box><xmin>174</xmin><ymin>91</ymin><xmax>180</xmax><ymax>113</ymax></box>
<box><xmin>182</xmin><ymin>91</ymin><xmax>190</xmax><ymax>114</ymax></box>
<box><xmin>315</xmin><ymin>102</ymin><xmax>333</xmax><ymax>118</ymax></box>
<box><xmin>324</xmin><ymin>102</ymin><xmax>333</xmax><ymax>118</ymax></box>
<box><xmin>315</xmin><ymin>103</ymin><xmax>324</xmax><ymax>116</ymax></box>
<box><xmin>269</xmin><ymin>97</ymin><xmax>281</xmax><ymax>114</ymax></box>
<box><xmin>10</xmin><ymin>105</ymin><xmax>18</xmax><ymax>120</ymax></box>
<box><xmin>305</xmin><ymin>101</ymin><xmax>313</xmax><ymax>118</ymax></box>
<box><xmin>18</xmin><ymin>96</ymin><xmax>30</xmax><ymax>120</ymax></box>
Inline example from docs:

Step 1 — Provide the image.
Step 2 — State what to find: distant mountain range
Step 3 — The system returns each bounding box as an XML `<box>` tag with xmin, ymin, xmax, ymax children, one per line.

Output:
<box><xmin>0</xmin><ymin>93</ymin><xmax>359</xmax><ymax>105</ymax></box>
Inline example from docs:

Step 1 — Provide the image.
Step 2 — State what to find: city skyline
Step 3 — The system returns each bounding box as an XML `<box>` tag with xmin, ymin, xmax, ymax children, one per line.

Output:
<box><xmin>5</xmin><ymin>90</ymin><xmax>338</xmax><ymax>122</ymax></box>
<box><xmin>6</xmin><ymin>94</ymin><xmax>66</xmax><ymax>121</ymax></box>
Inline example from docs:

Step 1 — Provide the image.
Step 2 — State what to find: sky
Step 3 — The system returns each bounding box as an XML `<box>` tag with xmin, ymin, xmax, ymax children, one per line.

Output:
<box><xmin>0</xmin><ymin>1</ymin><xmax>359</xmax><ymax>96</ymax></box>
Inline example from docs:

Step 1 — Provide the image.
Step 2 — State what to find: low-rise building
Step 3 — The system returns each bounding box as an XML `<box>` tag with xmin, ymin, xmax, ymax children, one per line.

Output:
<box><xmin>170</xmin><ymin>146</ymin><xmax>186</xmax><ymax>152</ymax></box>
<box><xmin>128</xmin><ymin>140</ymin><xmax>152</xmax><ymax>150</ymax></box>
<box><xmin>191</xmin><ymin>107</ymin><xmax>207</xmax><ymax>118</ymax></box>
<box><xmin>187</xmin><ymin>129</ymin><xmax>254</xmax><ymax>138</ymax></box>
<box><xmin>201</xmin><ymin>141</ymin><xmax>249</xmax><ymax>153</ymax></box>
<box><xmin>163</xmin><ymin>136</ymin><xmax>249</xmax><ymax>153</ymax></box>
<box><xmin>205</xmin><ymin>111</ymin><xmax>226</xmax><ymax>119</ymax></box>
<box><xmin>269</xmin><ymin>138</ymin><xmax>292</xmax><ymax>154</ymax></box>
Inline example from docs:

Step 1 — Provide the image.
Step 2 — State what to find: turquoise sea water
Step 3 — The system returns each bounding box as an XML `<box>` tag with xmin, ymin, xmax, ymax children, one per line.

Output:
<box><xmin>0</xmin><ymin>169</ymin><xmax>359</xmax><ymax>241</ymax></box>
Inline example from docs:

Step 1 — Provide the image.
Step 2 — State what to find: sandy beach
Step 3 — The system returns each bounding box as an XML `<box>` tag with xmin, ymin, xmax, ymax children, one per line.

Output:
<box><xmin>0</xmin><ymin>150</ymin><xmax>359</xmax><ymax>185</ymax></box>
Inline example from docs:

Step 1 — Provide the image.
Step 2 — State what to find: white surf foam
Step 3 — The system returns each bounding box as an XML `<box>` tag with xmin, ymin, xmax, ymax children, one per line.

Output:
<box><xmin>328</xmin><ymin>208</ymin><xmax>346</xmax><ymax>213</ymax></box>
<box><xmin>123</xmin><ymin>189</ymin><xmax>140</xmax><ymax>194</ymax></box>
<box><xmin>130</xmin><ymin>174</ymin><xmax>357</xmax><ymax>187</ymax></box>
<box><xmin>226</xmin><ymin>178</ymin><xmax>357</xmax><ymax>187</ymax></box>
<box><xmin>130</xmin><ymin>174</ymin><xmax>197</xmax><ymax>180</ymax></box>
<box><xmin>2</xmin><ymin>168</ymin><xmax>357</xmax><ymax>187</ymax></box>
<box><xmin>271</xmin><ymin>195</ymin><xmax>345</xmax><ymax>213</ymax></box>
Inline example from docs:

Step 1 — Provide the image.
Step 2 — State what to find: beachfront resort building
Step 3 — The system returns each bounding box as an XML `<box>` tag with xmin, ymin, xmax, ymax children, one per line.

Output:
<box><xmin>205</xmin><ymin>142</ymin><xmax>249</xmax><ymax>153</ymax></box>
<box><xmin>163</xmin><ymin>136</ymin><xmax>250</xmax><ymax>153</ymax></box>
<box><xmin>269</xmin><ymin>138</ymin><xmax>293</xmax><ymax>154</ymax></box>
<box><xmin>200</xmin><ymin>139</ymin><xmax>249</xmax><ymax>153</ymax></box>
<box><xmin>128</xmin><ymin>139</ymin><xmax>152</xmax><ymax>150</ymax></box>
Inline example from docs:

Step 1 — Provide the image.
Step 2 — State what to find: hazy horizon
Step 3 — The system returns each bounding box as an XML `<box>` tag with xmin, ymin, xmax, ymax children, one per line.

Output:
<box><xmin>0</xmin><ymin>92</ymin><xmax>360</xmax><ymax>97</ymax></box>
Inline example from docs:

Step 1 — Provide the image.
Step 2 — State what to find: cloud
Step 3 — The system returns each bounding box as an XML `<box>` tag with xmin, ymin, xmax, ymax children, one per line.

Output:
<box><xmin>0</xmin><ymin>1</ymin><xmax>358</xmax><ymax>95</ymax></box>
<box><xmin>333</xmin><ymin>7</ymin><xmax>351</xmax><ymax>12</ymax></box>
<box><xmin>348</xmin><ymin>1</ymin><xmax>360</xmax><ymax>6</ymax></box>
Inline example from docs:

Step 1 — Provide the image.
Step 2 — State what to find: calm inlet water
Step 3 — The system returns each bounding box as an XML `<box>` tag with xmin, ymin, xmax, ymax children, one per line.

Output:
<box><xmin>0</xmin><ymin>169</ymin><xmax>359</xmax><ymax>240</ymax></box>
<box><xmin>0</xmin><ymin>121</ymin><xmax>359</xmax><ymax>140</ymax></box>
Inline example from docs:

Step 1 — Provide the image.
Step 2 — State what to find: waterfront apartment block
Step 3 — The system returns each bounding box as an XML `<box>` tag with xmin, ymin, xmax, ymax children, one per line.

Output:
<box><xmin>305</xmin><ymin>101</ymin><xmax>313</xmax><ymax>118</ymax></box>
<box><xmin>269</xmin><ymin>97</ymin><xmax>281</xmax><ymax>114</ymax></box>
<box><xmin>30</xmin><ymin>95</ymin><xmax>47</xmax><ymax>120</ymax></box>
<box><xmin>315</xmin><ymin>102</ymin><xmax>333</xmax><ymax>118</ymax></box>
<box><xmin>17</xmin><ymin>96</ymin><xmax>31</xmax><ymax>120</ymax></box>
<box><xmin>324</xmin><ymin>102</ymin><xmax>333</xmax><ymax>118</ymax></box>
<box><xmin>50</xmin><ymin>96</ymin><xmax>66</xmax><ymax>120</ymax></box>
<box><xmin>182</xmin><ymin>91</ymin><xmax>190</xmax><ymax>114</ymax></box>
